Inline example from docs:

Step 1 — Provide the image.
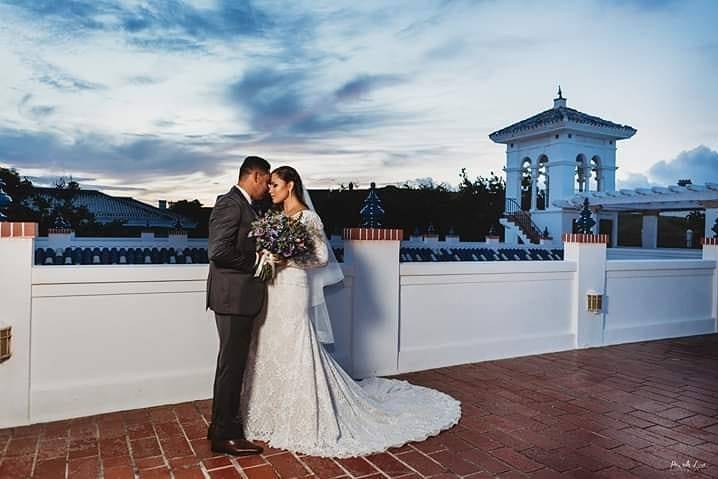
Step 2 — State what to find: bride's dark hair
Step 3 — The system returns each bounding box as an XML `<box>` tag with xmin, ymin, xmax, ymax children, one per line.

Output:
<box><xmin>272</xmin><ymin>166</ymin><xmax>309</xmax><ymax>208</ymax></box>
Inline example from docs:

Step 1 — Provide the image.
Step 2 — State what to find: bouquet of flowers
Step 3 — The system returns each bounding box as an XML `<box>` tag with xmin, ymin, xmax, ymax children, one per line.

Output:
<box><xmin>248</xmin><ymin>210</ymin><xmax>314</xmax><ymax>281</ymax></box>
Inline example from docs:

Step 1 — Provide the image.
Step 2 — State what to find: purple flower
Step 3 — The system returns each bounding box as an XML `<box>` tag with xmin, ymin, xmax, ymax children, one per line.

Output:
<box><xmin>248</xmin><ymin>210</ymin><xmax>314</xmax><ymax>261</ymax></box>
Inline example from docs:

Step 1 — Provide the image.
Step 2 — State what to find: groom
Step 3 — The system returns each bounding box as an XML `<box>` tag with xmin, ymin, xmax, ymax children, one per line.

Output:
<box><xmin>206</xmin><ymin>155</ymin><xmax>271</xmax><ymax>456</ymax></box>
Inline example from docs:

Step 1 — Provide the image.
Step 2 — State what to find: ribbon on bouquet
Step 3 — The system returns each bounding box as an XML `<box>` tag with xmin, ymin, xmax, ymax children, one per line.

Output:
<box><xmin>254</xmin><ymin>250</ymin><xmax>277</xmax><ymax>281</ymax></box>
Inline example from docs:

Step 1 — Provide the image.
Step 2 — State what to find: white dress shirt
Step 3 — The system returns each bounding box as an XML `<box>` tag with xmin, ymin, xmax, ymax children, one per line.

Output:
<box><xmin>234</xmin><ymin>184</ymin><xmax>253</xmax><ymax>205</ymax></box>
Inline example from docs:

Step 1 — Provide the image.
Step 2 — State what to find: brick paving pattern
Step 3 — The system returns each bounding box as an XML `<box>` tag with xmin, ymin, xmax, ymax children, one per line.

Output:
<box><xmin>2</xmin><ymin>334</ymin><xmax>718</xmax><ymax>478</ymax></box>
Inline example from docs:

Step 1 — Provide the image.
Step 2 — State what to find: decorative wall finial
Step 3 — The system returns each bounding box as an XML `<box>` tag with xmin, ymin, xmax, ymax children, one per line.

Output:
<box><xmin>0</xmin><ymin>179</ymin><xmax>11</xmax><ymax>222</ymax></box>
<box><xmin>575</xmin><ymin>198</ymin><xmax>596</xmax><ymax>234</ymax></box>
<box><xmin>360</xmin><ymin>182</ymin><xmax>385</xmax><ymax>228</ymax></box>
<box><xmin>53</xmin><ymin>212</ymin><xmax>70</xmax><ymax>230</ymax></box>
<box><xmin>557</xmin><ymin>84</ymin><xmax>563</xmax><ymax>99</ymax></box>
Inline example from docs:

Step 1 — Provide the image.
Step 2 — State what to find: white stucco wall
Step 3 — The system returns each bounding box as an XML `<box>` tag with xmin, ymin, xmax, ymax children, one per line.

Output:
<box><xmin>24</xmin><ymin>264</ymin><xmax>354</xmax><ymax>425</ymax></box>
<box><xmin>604</xmin><ymin>260</ymin><xmax>716</xmax><ymax>344</ymax></box>
<box><xmin>0</xmin><ymin>236</ymin><xmax>33</xmax><ymax>427</ymax></box>
<box><xmin>398</xmin><ymin>261</ymin><xmax>576</xmax><ymax>373</ymax></box>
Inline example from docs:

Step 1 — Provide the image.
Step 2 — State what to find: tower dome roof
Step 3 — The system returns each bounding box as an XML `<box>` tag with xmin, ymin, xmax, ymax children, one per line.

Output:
<box><xmin>489</xmin><ymin>89</ymin><xmax>636</xmax><ymax>143</ymax></box>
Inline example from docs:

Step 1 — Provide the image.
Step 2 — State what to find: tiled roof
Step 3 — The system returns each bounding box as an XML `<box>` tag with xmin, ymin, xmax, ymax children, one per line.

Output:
<box><xmin>489</xmin><ymin>106</ymin><xmax>636</xmax><ymax>141</ymax></box>
<box><xmin>35</xmin><ymin>247</ymin><xmax>347</xmax><ymax>266</ymax></box>
<box><xmin>34</xmin><ymin>246</ymin><xmax>564</xmax><ymax>266</ymax></box>
<box><xmin>35</xmin><ymin>247</ymin><xmax>209</xmax><ymax>265</ymax></box>
<box><xmin>399</xmin><ymin>247</ymin><xmax>564</xmax><ymax>262</ymax></box>
<box><xmin>29</xmin><ymin>188</ymin><xmax>196</xmax><ymax>229</ymax></box>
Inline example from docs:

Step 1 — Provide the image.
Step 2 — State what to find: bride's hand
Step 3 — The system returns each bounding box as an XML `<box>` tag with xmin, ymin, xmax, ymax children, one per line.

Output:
<box><xmin>269</xmin><ymin>253</ymin><xmax>287</xmax><ymax>267</ymax></box>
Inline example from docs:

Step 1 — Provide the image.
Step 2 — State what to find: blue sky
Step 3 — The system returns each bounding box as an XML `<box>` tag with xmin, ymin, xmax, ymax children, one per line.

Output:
<box><xmin>0</xmin><ymin>0</ymin><xmax>716</xmax><ymax>205</ymax></box>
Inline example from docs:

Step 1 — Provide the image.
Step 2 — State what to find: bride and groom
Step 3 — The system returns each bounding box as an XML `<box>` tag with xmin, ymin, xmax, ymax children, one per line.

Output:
<box><xmin>206</xmin><ymin>155</ymin><xmax>461</xmax><ymax>458</ymax></box>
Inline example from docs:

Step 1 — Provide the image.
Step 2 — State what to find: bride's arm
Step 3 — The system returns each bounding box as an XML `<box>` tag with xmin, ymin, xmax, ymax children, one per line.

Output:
<box><xmin>288</xmin><ymin>213</ymin><xmax>329</xmax><ymax>269</ymax></box>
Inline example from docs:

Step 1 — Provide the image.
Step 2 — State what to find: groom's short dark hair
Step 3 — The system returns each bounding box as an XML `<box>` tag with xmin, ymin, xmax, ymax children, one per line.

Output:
<box><xmin>239</xmin><ymin>156</ymin><xmax>270</xmax><ymax>179</ymax></box>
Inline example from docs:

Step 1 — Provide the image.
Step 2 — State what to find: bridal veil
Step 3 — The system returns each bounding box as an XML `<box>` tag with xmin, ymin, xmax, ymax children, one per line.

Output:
<box><xmin>302</xmin><ymin>189</ymin><xmax>344</xmax><ymax>343</ymax></box>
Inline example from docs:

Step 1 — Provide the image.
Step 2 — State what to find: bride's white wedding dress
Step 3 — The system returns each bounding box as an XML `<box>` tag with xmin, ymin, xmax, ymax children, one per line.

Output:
<box><xmin>241</xmin><ymin>209</ymin><xmax>461</xmax><ymax>458</ymax></box>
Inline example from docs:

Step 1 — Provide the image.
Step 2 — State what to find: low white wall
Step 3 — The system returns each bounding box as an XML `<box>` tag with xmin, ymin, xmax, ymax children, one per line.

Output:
<box><xmin>607</xmin><ymin>247</ymin><xmax>702</xmax><ymax>260</ymax></box>
<box><xmin>398</xmin><ymin>261</ymin><xmax>577</xmax><ymax>373</ymax></box>
<box><xmin>4</xmin><ymin>227</ymin><xmax>718</xmax><ymax>428</ymax></box>
<box><xmin>27</xmin><ymin>264</ymin><xmax>354</xmax><ymax>424</ymax></box>
<box><xmin>0</xmin><ymin>237</ymin><xmax>33</xmax><ymax>427</ymax></box>
<box><xmin>30</xmin><ymin>265</ymin><xmax>212</xmax><ymax>423</ymax></box>
<box><xmin>604</xmin><ymin>260</ymin><xmax>717</xmax><ymax>345</ymax></box>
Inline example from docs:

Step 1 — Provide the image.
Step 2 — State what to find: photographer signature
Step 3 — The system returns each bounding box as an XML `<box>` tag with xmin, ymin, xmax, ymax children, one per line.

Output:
<box><xmin>670</xmin><ymin>459</ymin><xmax>707</xmax><ymax>472</ymax></box>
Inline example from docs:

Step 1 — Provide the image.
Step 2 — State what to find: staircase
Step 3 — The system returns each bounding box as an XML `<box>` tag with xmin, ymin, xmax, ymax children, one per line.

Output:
<box><xmin>502</xmin><ymin>198</ymin><xmax>543</xmax><ymax>244</ymax></box>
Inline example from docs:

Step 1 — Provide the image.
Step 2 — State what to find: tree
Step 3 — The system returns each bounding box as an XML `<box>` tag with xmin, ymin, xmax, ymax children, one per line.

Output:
<box><xmin>360</xmin><ymin>183</ymin><xmax>385</xmax><ymax>228</ymax></box>
<box><xmin>309</xmin><ymin>168</ymin><xmax>506</xmax><ymax>241</ymax></box>
<box><xmin>35</xmin><ymin>176</ymin><xmax>97</xmax><ymax>235</ymax></box>
<box><xmin>169</xmin><ymin>199</ymin><xmax>211</xmax><ymax>237</ymax></box>
<box><xmin>685</xmin><ymin>210</ymin><xmax>705</xmax><ymax>237</ymax></box>
<box><xmin>575</xmin><ymin>198</ymin><xmax>596</xmax><ymax>234</ymax></box>
<box><xmin>0</xmin><ymin>167</ymin><xmax>37</xmax><ymax>222</ymax></box>
<box><xmin>0</xmin><ymin>169</ymin><xmax>99</xmax><ymax>234</ymax></box>
<box><xmin>455</xmin><ymin>169</ymin><xmax>506</xmax><ymax>240</ymax></box>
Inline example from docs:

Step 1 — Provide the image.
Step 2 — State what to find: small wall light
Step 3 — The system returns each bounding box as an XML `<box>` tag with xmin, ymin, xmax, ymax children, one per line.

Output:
<box><xmin>0</xmin><ymin>325</ymin><xmax>11</xmax><ymax>363</ymax></box>
<box><xmin>587</xmin><ymin>291</ymin><xmax>603</xmax><ymax>314</ymax></box>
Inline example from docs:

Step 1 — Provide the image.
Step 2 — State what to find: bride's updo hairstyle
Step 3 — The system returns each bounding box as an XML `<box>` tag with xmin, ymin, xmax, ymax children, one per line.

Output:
<box><xmin>272</xmin><ymin>166</ymin><xmax>309</xmax><ymax>208</ymax></box>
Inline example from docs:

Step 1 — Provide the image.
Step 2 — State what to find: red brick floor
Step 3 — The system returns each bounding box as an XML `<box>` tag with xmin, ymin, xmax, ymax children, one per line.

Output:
<box><xmin>2</xmin><ymin>334</ymin><xmax>718</xmax><ymax>478</ymax></box>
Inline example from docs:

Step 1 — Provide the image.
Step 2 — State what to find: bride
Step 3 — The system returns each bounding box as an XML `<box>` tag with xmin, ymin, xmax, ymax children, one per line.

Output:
<box><xmin>241</xmin><ymin>166</ymin><xmax>461</xmax><ymax>458</ymax></box>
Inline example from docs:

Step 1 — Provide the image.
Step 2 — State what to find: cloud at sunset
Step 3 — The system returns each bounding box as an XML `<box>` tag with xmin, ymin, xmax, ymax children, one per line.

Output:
<box><xmin>0</xmin><ymin>0</ymin><xmax>716</xmax><ymax>204</ymax></box>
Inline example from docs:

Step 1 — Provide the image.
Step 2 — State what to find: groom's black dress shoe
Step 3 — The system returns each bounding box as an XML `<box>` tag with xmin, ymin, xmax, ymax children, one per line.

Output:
<box><xmin>211</xmin><ymin>438</ymin><xmax>263</xmax><ymax>456</ymax></box>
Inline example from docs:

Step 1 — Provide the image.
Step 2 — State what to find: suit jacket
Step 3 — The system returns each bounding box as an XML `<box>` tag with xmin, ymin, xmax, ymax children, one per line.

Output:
<box><xmin>206</xmin><ymin>187</ymin><xmax>266</xmax><ymax>317</ymax></box>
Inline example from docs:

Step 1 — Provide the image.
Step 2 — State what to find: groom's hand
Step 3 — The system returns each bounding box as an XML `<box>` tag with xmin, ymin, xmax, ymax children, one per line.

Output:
<box><xmin>269</xmin><ymin>253</ymin><xmax>287</xmax><ymax>267</ymax></box>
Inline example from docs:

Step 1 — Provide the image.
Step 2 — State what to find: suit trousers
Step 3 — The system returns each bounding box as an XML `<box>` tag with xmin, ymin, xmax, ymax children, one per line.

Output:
<box><xmin>210</xmin><ymin>312</ymin><xmax>256</xmax><ymax>440</ymax></box>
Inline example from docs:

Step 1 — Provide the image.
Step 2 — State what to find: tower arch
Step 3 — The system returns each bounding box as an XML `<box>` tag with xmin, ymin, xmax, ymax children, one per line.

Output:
<box><xmin>537</xmin><ymin>155</ymin><xmax>549</xmax><ymax>210</ymax></box>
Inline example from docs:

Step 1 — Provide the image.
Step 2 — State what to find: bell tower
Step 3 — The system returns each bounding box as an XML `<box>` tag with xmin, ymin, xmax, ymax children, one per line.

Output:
<box><xmin>489</xmin><ymin>88</ymin><xmax>636</xmax><ymax>243</ymax></box>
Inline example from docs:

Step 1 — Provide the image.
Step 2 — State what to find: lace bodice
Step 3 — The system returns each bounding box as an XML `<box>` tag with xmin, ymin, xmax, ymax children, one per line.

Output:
<box><xmin>286</xmin><ymin>210</ymin><xmax>329</xmax><ymax>269</ymax></box>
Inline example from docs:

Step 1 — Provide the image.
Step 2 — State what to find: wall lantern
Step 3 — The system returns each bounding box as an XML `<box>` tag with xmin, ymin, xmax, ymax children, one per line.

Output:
<box><xmin>0</xmin><ymin>325</ymin><xmax>11</xmax><ymax>363</ymax></box>
<box><xmin>587</xmin><ymin>291</ymin><xmax>603</xmax><ymax>314</ymax></box>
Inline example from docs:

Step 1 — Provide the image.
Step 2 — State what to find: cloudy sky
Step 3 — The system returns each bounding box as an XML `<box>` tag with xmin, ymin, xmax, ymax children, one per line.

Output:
<box><xmin>0</xmin><ymin>0</ymin><xmax>716</xmax><ymax>205</ymax></box>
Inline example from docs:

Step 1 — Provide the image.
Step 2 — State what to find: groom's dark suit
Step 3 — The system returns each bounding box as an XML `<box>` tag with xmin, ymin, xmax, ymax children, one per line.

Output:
<box><xmin>207</xmin><ymin>186</ymin><xmax>266</xmax><ymax>440</ymax></box>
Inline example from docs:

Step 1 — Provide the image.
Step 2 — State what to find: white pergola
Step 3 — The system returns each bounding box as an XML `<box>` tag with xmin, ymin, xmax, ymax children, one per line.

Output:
<box><xmin>553</xmin><ymin>183</ymin><xmax>718</xmax><ymax>247</ymax></box>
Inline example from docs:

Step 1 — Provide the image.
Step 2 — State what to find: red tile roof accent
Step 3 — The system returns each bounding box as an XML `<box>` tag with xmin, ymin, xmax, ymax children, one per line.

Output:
<box><xmin>0</xmin><ymin>222</ymin><xmax>38</xmax><ymax>239</ymax></box>
<box><xmin>343</xmin><ymin>228</ymin><xmax>404</xmax><ymax>241</ymax></box>
<box><xmin>562</xmin><ymin>233</ymin><xmax>609</xmax><ymax>244</ymax></box>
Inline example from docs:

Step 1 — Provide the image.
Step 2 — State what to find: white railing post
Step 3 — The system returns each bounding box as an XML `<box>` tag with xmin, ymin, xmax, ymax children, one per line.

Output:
<box><xmin>703</xmin><ymin>237</ymin><xmax>718</xmax><ymax>333</ymax></box>
<box><xmin>168</xmin><ymin>229</ymin><xmax>189</xmax><ymax>249</ymax></box>
<box><xmin>563</xmin><ymin>233</ymin><xmax>609</xmax><ymax>348</ymax></box>
<box><xmin>0</xmin><ymin>222</ymin><xmax>37</xmax><ymax>427</ymax></box>
<box><xmin>47</xmin><ymin>227</ymin><xmax>74</xmax><ymax>250</ymax></box>
<box><xmin>342</xmin><ymin>227</ymin><xmax>403</xmax><ymax>378</ymax></box>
